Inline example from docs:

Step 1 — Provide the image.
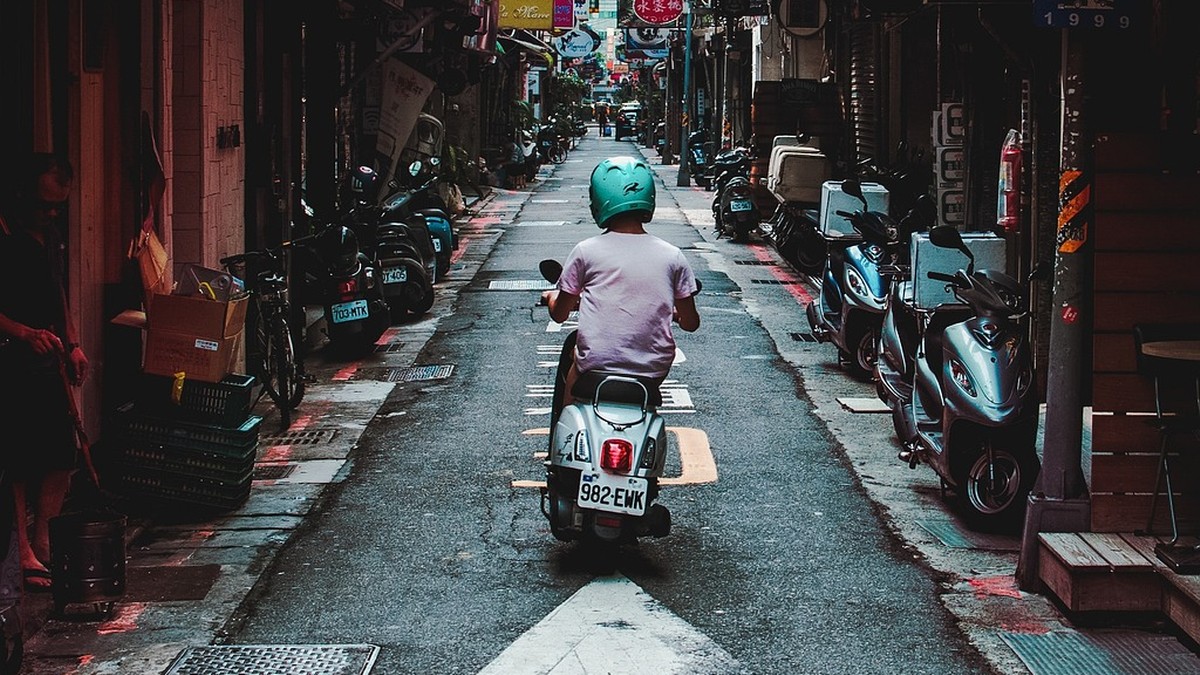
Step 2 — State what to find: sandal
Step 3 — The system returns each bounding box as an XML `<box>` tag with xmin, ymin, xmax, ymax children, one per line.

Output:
<box><xmin>22</xmin><ymin>568</ymin><xmax>50</xmax><ymax>592</ymax></box>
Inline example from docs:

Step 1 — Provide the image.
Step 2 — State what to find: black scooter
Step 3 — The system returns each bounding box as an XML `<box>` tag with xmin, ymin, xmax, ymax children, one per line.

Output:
<box><xmin>710</xmin><ymin>144</ymin><xmax>759</xmax><ymax>243</ymax></box>
<box><xmin>297</xmin><ymin>224</ymin><xmax>390</xmax><ymax>356</ymax></box>
<box><xmin>686</xmin><ymin>129</ymin><xmax>712</xmax><ymax>189</ymax></box>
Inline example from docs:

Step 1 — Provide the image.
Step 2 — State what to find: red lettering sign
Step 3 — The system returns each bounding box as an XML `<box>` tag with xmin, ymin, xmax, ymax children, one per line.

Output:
<box><xmin>632</xmin><ymin>0</ymin><xmax>683</xmax><ymax>24</ymax></box>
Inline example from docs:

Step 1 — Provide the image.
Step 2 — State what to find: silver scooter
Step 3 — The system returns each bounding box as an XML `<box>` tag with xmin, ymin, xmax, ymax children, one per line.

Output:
<box><xmin>537</xmin><ymin>260</ymin><xmax>696</xmax><ymax>546</ymax></box>
<box><xmin>894</xmin><ymin>227</ymin><xmax>1040</xmax><ymax>531</ymax></box>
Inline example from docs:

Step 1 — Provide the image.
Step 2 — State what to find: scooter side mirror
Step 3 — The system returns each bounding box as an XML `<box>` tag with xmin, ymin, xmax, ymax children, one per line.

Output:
<box><xmin>928</xmin><ymin>225</ymin><xmax>974</xmax><ymax>273</ymax></box>
<box><xmin>841</xmin><ymin>178</ymin><xmax>867</xmax><ymax>209</ymax></box>
<box><xmin>539</xmin><ymin>259</ymin><xmax>563</xmax><ymax>284</ymax></box>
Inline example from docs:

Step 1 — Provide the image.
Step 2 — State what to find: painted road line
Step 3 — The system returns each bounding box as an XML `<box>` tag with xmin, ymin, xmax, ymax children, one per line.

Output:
<box><xmin>524</xmin><ymin>407</ymin><xmax>553</xmax><ymax>416</ymax></box>
<box><xmin>525</xmin><ymin>384</ymin><xmax>555</xmax><ymax>398</ymax></box>
<box><xmin>476</xmin><ymin>574</ymin><xmax>740</xmax><ymax>675</ymax></box>
<box><xmin>511</xmin><ymin>427</ymin><xmax>716</xmax><ymax>488</ymax></box>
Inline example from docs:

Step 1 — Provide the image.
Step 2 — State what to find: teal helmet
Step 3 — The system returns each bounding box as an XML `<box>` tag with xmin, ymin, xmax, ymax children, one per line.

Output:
<box><xmin>589</xmin><ymin>156</ymin><xmax>655</xmax><ymax>228</ymax></box>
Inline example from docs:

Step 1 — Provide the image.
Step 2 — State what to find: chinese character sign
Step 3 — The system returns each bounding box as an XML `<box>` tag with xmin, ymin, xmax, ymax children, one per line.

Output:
<box><xmin>619</xmin><ymin>0</ymin><xmax>684</xmax><ymax>27</ymax></box>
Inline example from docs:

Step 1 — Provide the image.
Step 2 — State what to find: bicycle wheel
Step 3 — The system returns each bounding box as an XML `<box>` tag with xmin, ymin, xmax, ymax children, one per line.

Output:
<box><xmin>262</xmin><ymin>311</ymin><xmax>304</xmax><ymax>420</ymax></box>
<box><xmin>549</xmin><ymin>144</ymin><xmax>567</xmax><ymax>165</ymax></box>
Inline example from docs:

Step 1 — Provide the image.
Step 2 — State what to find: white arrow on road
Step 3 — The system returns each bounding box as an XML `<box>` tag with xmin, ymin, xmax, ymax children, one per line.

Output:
<box><xmin>477</xmin><ymin>574</ymin><xmax>741</xmax><ymax>674</ymax></box>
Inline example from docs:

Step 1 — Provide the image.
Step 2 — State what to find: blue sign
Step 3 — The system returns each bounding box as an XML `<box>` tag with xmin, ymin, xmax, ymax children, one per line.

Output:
<box><xmin>1034</xmin><ymin>0</ymin><xmax>1139</xmax><ymax>29</ymax></box>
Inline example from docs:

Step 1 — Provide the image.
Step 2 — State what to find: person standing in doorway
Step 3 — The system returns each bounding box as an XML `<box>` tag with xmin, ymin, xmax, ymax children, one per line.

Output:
<box><xmin>0</xmin><ymin>153</ymin><xmax>88</xmax><ymax>591</ymax></box>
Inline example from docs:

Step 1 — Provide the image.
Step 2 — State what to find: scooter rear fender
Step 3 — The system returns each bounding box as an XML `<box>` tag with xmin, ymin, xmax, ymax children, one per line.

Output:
<box><xmin>550</xmin><ymin>402</ymin><xmax>667</xmax><ymax>478</ymax></box>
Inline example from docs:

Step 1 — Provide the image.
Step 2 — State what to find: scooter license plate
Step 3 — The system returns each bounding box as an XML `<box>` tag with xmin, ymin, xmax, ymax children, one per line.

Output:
<box><xmin>730</xmin><ymin>199</ymin><xmax>754</xmax><ymax>212</ymax></box>
<box><xmin>431</xmin><ymin>238</ymin><xmax>442</xmax><ymax>253</ymax></box>
<box><xmin>577</xmin><ymin>472</ymin><xmax>648</xmax><ymax>517</ymax></box>
<box><xmin>330</xmin><ymin>299</ymin><xmax>369</xmax><ymax>324</ymax></box>
<box><xmin>383</xmin><ymin>267</ymin><xmax>408</xmax><ymax>284</ymax></box>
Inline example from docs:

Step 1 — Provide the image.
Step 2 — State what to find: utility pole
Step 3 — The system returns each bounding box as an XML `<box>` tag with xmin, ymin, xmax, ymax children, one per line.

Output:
<box><xmin>676</xmin><ymin>7</ymin><xmax>693</xmax><ymax>187</ymax></box>
<box><xmin>1016</xmin><ymin>29</ymin><xmax>1092</xmax><ymax>590</ymax></box>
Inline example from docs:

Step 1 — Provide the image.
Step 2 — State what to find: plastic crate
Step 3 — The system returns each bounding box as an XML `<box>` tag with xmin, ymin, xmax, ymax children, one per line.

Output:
<box><xmin>135</xmin><ymin>373</ymin><xmax>256</xmax><ymax>428</ymax></box>
<box><xmin>117</xmin><ymin>441</ymin><xmax>255</xmax><ymax>483</ymax></box>
<box><xmin>116</xmin><ymin>402</ymin><xmax>262</xmax><ymax>460</ymax></box>
<box><xmin>115</xmin><ymin>465</ymin><xmax>252</xmax><ymax>512</ymax></box>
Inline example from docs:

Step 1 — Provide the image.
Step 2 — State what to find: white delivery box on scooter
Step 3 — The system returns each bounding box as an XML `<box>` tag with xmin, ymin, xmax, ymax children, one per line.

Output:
<box><xmin>819</xmin><ymin>181</ymin><xmax>889</xmax><ymax>238</ymax></box>
<box><xmin>910</xmin><ymin>231</ymin><xmax>1007</xmax><ymax>310</ymax></box>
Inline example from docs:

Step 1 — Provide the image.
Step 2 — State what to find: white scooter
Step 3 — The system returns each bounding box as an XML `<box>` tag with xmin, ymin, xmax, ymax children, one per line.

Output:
<box><xmin>537</xmin><ymin>260</ymin><xmax>693</xmax><ymax>545</ymax></box>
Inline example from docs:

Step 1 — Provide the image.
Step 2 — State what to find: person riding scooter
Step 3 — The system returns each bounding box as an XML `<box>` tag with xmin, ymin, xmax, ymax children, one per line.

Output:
<box><xmin>541</xmin><ymin>156</ymin><xmax>700</xmax><ymax>409</ymax></box>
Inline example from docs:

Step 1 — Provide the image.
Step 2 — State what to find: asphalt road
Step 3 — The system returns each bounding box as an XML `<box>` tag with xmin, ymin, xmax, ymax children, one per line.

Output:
<box><xmin>225</xmin><ymin>134</ymin><xmax>993</xmax><ymax>674</ymax></box>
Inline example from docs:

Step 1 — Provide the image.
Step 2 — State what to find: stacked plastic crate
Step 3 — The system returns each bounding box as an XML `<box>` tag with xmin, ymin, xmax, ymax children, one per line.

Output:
<box><xmin>114</xmin><ymin>374</ymin><xmax>261</xmax><ymax>513</ymax></box>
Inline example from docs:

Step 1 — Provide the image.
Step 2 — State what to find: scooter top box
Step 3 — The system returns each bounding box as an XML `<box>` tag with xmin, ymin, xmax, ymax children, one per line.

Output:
<box><xmin>910</xmin><ymin>231</ymin><xmax>1007</xmax><ymax>310</ymax></box>
<box><xmin>819</xmin><ymin>181</ymin><xmax>889</xmax><ymax>237</ymax></box>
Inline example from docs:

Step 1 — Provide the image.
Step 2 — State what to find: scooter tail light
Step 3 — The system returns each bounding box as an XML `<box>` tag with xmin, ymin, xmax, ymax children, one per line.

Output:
<box><xmin>573</xmin><ymin>429</ymin><xmax>590</xmax><ymax>462</ymax></box>
<box><xmin>338</xmin><ymin>278</ymin><xmax>359</xmax><ymax>301</ymax></box>
<box><xmin>600</xmin><ymin>438</ymin><xmax>634</xmax><ymax>473</ymax></box>
<box><xmin>639</xmin><ymin>438</ymin><xmax>657</xmax><ymax>469</ymax></box>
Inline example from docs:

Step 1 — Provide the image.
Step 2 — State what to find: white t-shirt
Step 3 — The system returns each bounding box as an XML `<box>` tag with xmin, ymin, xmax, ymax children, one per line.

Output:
<box><xmin>558</xmin><ymin>231</ymin><xmax>697</xmax><ymax>378</ymax></box>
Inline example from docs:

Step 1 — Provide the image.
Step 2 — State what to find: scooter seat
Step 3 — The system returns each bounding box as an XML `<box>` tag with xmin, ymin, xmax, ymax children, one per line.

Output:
<box><xmin>573</xmin><ymin>371</ymin><xmax>663</xmax><ymax>408</ymax></box>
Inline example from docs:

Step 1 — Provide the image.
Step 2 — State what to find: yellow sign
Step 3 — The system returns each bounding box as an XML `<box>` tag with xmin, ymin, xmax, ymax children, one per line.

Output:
<box><xmin>499</xmin><ymin>0</ymin><xmax>553</xmax><ymax>29</ymax></box>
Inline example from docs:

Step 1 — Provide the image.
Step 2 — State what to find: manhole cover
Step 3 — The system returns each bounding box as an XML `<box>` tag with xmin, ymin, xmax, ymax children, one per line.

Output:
<box><xmin>165</xmin><ymin>644</ymin><xmax>379</xmax><ymax>675</ymax></box>
<box><xmin>735</xmin><ymin>260</ymin><xmax>778</xmax><ymax>266</ymax></box>
<box><xmin>750</xmin><ymin>279</ymin><xmax>798</xmax><ymax>285</ymax></box>
<box><xmin>488</xmin><ymin>280</ymin><xmax>554</xmax><ymax>290</ymax></box>
<box><xmin>253</xmin><ymin>464</ymin><xmax>297</xmax><ymax>480</ymax></box>
<box><xmin>790</xmin><ymin>332</ymin><xmax>818</xmax><ymax>342</ymax></box>
<box><xmin>374</xmin><ymin>341</ymin><xmax>405</xmax><ymax>354</ymax></box>
<box><xmin>261</xmin><ymin>428</ymin><xmax>339</xmax><ymax>445</ymax></box>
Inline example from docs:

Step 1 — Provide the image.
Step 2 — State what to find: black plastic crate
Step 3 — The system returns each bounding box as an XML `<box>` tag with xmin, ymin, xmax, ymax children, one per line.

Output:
<box><xmin>117</xmin><ymin>441</ymin><xmax>255</xmax><ymax>483</ymax></box>
<box><xmin>116</xmin><ymin>403</ymin><xmax>262</xmax><ymax>460</ymax></box>
<box><xmin>116</xmin><ymin>464</ymin><xmax>252</xmax><ymax>512</ymax></box>
<box><xmin>135</xmin><ymin>373</ymin><xmax>256</xmax><ymax>428</ymax></box>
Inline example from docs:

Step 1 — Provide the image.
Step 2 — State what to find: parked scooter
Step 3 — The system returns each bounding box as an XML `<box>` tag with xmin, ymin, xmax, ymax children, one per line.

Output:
<box><xmin>685</xmin><ymin>129</ymin><xmax>712</xmax><ymax>189</ymax></box>
<box><xmin>710</xmin><ymin>143</ymin><xmax>760</xmax><ymax>243</ymax></box>
<box><xmin>537</xmin><ymin>259</ymin><xmax>700</xmax><ymax>548</ymax></box>
<box><xmin>805</xmin><ymin>179</ymin><xmax>892</xmax><ymax>378</ymax></box>
<box><xmin>300</xmin><ymin>224</ymin><xmax>390</xmax><ymax>356</ymax></box>
<box><xmin>380</xmin><ymin>171</ymin><xmax>456</xmax><ymax>283</ymax></box>
<box><xmin>893</xmin><ymin>226</ymin><xmax>1040</xmax><ymax>531</ymax></box>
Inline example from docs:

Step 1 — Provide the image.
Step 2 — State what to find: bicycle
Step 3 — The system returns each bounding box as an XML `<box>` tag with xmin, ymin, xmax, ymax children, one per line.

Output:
<box><xmin>220</xmin><ymin>246</ymin><xmax>305</xmax><ymax>428</ymax></box>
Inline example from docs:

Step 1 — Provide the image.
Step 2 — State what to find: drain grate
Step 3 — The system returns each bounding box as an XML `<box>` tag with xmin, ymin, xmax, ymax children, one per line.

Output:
<box><xmin>1000</xmin><ymin>629</ymin><xmax>1200</xmax><ymax>675</ymax></box>
<box><xmin>253</xmin><ymin>464</ymin><xmax>297</xmax><ymax>481</ymax></box>
<box><xmin>165</xmin><ymin>644</ymin><xmax>379</xmax><ymax>675</ymax></box>
<box><xmin>735</xmin><ymin>260</ymin><xmax>778</xmax><ymax>266</ymax></box>
<box><xmin>374</xmin><ymin>341</ymin><xmax>405</xmax><ymax>354</ymax></box>
<box><xmin>261</xmin><ymin>428</ymin><xmax>339</xmax><ymax>446</ymax></box>
<box><xmin>488</xmin><ymin>280</ymin><xmax>555</xmax><ymax>290</ymax></box>
<box><xmin>790</xmin><ymin>332</ymin><xmax>818</xmax><ymax>342</ymax></box>
<box><xmin>383</xmin><ymin>364</ymin><xmax>456</xmax><ymax>383</ymax></box>
<box><xmin>751</xmin><ymin>279</ymin><xmax>798</xmax><ymax>285</ymax></box>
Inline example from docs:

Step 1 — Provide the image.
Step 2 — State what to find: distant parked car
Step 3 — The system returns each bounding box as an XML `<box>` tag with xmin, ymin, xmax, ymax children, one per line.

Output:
<box><xmin>615</xmin><ymin>102</ymin><xmax>641</xmax><ymax>141</ymax></box>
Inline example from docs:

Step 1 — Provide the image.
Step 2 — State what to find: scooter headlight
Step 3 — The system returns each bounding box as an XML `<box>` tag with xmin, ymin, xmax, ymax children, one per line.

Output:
<box><xmin>949</xmin><ymin>359</ymin><xmax>977</xmax><ymax>397</ymax></box>
<box><xmin>573</xmin><ymin>429</ymin><xmax>590</xmax><ymax>462</ymax></box>
<box><xmin>846</xmin><ymin>268</ymin><xmax>868</xmax><ymax>297</ymax></box>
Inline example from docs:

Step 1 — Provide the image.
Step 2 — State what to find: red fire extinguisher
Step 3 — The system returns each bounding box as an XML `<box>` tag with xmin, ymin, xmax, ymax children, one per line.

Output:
<box><xmin>997</xmin><ymin>129</ymin><xmax>1022</xmax><ymax>232</ymax></box>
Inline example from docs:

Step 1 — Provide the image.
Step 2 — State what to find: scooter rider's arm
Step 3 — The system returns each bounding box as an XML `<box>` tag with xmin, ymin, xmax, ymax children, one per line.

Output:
<box><xmin>673</xmin><ymin>295</ymin><xmax>700</xmax><ymax>332</ymax></box>
<box><xmin>542</xmin><ymin>289</ymin><xmax>580</xmax><ymax>324</ymax></box>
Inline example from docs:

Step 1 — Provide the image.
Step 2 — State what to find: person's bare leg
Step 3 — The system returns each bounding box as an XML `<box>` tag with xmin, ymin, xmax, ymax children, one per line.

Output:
<box><xmin>32</xmin><ymin>469</ymin><xmax>69</xmax><ymax>564</ymax></box>
<box><xmin>14</xmin><ymin>483</ymin><xmax>49</xmax><ymax>588</ymax></box>
<box><xmin>563</xmin><ymin>363</ymin><xmax>580</xmax><ymax>408</ymax></box>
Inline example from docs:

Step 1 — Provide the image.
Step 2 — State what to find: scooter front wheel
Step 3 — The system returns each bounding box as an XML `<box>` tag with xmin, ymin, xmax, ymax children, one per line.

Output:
<box><xmin>955</xmin><ymin>442</ymin><xmax>1038</xmax><ymax>532</ymax></box>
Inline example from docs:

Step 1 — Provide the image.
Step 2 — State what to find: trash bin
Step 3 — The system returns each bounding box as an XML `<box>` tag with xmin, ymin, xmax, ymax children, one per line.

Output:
<box><xmin>49</xmin><ymin>508</ymin><xmax>126</xmax><ymax>617</ymax></box>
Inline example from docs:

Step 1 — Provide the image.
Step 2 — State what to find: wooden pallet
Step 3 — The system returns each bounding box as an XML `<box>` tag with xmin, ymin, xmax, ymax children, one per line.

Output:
<box><xmin>1039</xmin><ymin>532</ymin><xmax>1161</xmax><ymax>612</ymax></box>
<box><xmin>1040</xmin><ymin>531</ymin><xmax>1200</xmax><ymax>644</ymax></box>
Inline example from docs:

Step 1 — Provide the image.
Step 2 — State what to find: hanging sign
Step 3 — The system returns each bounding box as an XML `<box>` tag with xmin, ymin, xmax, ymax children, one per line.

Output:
<box><xmin>554</xmin><ymin>0</ymin><xmax>575</xmax><ymax>28</ymax></box>
<box><xmin>623</xmin><ymin>28</ymin><xmax>670</xmax><ymax>61</ymax></box>
<box><xmin>619</xmin><ymin>0</ymin><xmax>684</xmax><ymax>27</ymax></box>
<box><xmin>499</xmin><ymin>0</ymin><xmax>553</xmax><ymax>29</ymax></box>
<box><xmin>554</xmin><ymin>26</ymin><xmax>601</xmax><ymax>58</ymax></box>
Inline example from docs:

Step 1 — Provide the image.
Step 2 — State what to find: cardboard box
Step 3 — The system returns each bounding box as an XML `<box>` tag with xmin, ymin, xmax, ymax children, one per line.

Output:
<box><xmin>910</xmin><ymin>231</ymin><xmax>1007</xmax><ymax>310</ymax></box>
<box><xmin>148</xmin><ymin>293</ymin><xmax>248</xmax><ymax>338</ymax></box>
<box><xmin>143</xmin><ymin>329</ymin><xmax>242</xmax><ymax>383</ymax></box>
<box><xmin>819</xmin><ymin>181</ymin><xmax>889</xmax><ymax>237</ymax></box>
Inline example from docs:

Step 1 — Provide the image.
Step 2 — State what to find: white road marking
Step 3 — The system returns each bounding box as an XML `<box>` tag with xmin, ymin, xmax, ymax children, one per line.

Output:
<box><xmin>525</xmin><ymin>407</ymin><xmax>553</xmax><ymax>415</ymax></box>
<box><xmin>526</xmin><ymin>384</ymin><xmax>555</xmax><ymax>398</ymax></box>
<box><xmin>476</xmin><ymin>574</ymin><xmax>740</xmax><ymax>675</ymax></box>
